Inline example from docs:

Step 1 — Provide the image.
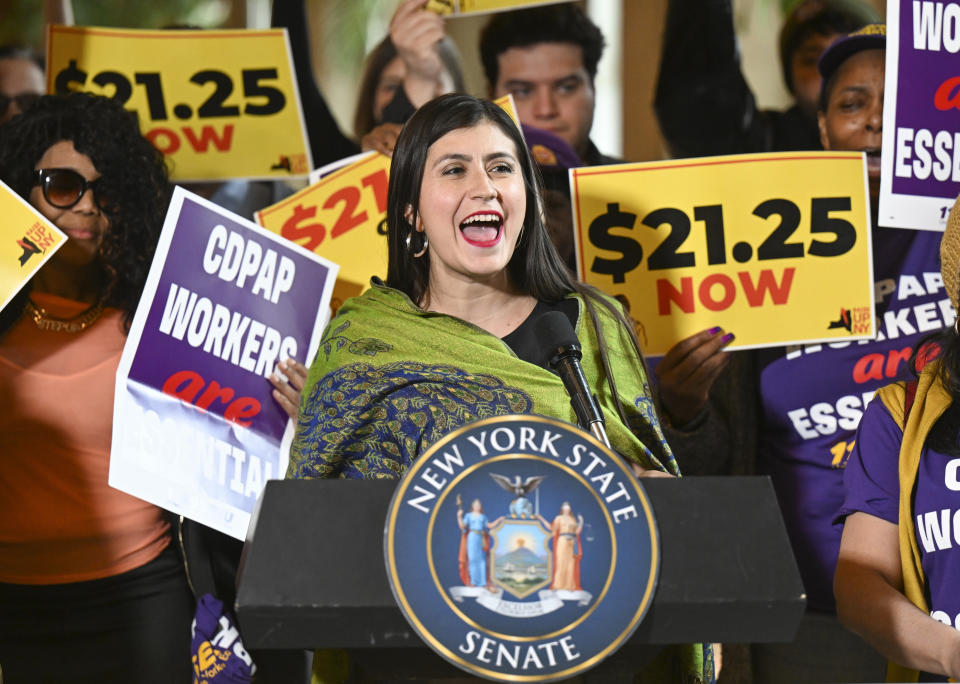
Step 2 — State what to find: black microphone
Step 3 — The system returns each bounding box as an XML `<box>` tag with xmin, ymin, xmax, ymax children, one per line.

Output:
<box><xmin>534</xmin><ymin>311</ymin><xmax>611</xmax><ymax>447</ymax></box>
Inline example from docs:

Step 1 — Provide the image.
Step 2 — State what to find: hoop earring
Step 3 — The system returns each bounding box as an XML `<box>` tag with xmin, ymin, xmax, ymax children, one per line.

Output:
<box><xmin>414</xmin><ymin>233</ymin><xmax>429</xmax><ymax>258</ymax></box>
<box><xmin>954</xmin><ymin>316</ymin><xmax>959</xmax><ymax>336</ymax></box>
<box><xmin>405</xmin><ymin>231</ymin><xmax>428</xmax><ymax>258</ymax></box>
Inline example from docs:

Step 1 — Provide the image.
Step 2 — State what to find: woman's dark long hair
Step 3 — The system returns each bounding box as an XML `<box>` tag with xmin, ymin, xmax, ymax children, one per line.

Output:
<box><xmin>385</xmin><ymin>94</ymin><xmax>658</xmax><ymax>446</ymax></box>
<box><xmin>353</xmin><ymin>36</ymin><xmax>466</xmax><ymax>139</ymax></box>
<box><xmin>0</xmin><ymin>92</ymin><xmax>171</xmax><ymax>334</ymax></box>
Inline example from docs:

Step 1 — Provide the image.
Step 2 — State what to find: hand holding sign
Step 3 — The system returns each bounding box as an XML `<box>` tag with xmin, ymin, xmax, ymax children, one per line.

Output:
<box><xmin>269</xmin><ymin>358</ymin><xmax>308</xmax><ymax>419</ymax></box>
<box><xmin>361</xmin><ymin>122</ymin><xmax>404</xmax><ymax>157</ymax></box>
<box><xmin>112</xmin><ymin>187</ymin><xmax>337</xmax><ymax>539</ymax></box>
<box><xmin>47</xmin><ymin>26</ymin><xmax>311</xmax><ymax>181</ymax></box>
<box><xmin>392</xmin><ymin>0</ymin><xmax>446</xmax><ymax>86</ymax></box>
<box><xmin>573</xmin><ymin>152</ymin><xmax>875</xmax><ymax>355</ymax></box>
<box><xmin>654</xmin><ymin>327</ymin><xmax>733</xmax><ymax>426</ymax></box>
<box><xmin>425</xmin><ymin>0</ymin><xmax>568</xmax><ymax>16</ymax></box>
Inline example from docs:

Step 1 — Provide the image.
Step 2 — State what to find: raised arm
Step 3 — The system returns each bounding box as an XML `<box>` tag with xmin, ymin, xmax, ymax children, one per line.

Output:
<box><xmin>389</xmin><ymin>0</ymin><xmax>446</xmax><ymax>111</ymax></box>
<box><xmin>44</xmin><ymin>0</ymin><xmax>73</xmax><ymax>25</ymax></box>
<box><xmin>271</xmin><ymin>0</ymin><xmax>360</xmax><ymax>167</ymax></box>
<box><xmin>835</xmin><ymin>512</ymin><xmax>960</xmax><ymax>678</ymax></box>
<box><xmin>44</xmin><ymin>0</ymin><xmax>73</xmax><ymax>56</ymax></box>
<box><xmin>654</xmin><ymin>0</ymin><xmax>769</xmax><ymax>157</ymax></box>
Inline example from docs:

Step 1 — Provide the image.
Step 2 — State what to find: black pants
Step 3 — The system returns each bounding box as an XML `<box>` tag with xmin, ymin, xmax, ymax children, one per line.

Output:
<box><xmin>0</xmin><ymin>542</ymin><xmax>193</xmax><ymax>684</ymax></box>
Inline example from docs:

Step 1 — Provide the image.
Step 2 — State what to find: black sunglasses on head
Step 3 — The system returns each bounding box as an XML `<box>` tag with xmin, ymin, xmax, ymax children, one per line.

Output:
<box><xmin>0</xmin><ymin>92</ymin><xmax>41</xmax><ymax>116</ymax></box>
<box><xmin>34</xmin><ymin>168</ymin><xmax>113</xmax><ymax>212</ymax></box>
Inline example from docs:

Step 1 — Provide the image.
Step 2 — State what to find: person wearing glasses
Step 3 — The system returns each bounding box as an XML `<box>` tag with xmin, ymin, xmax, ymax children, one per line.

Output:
<box><xmin>0</xmin><ymin>93</ymin><xmax>192</xmax><ymax>682</ymax></box>
<box><xmin>0</xmin><ymin>45</ymin><xmax>43</xmax><ymax>125</ymax></box>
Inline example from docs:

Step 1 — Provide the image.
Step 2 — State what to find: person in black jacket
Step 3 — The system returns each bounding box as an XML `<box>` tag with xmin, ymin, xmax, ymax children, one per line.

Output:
<box><xmin>651</xmin><ymin>0</ymin><xmax>880</xmax><ymax>486</ymax></box>
<box><xmin>655</xmin><ymin>0</ymin><xmax>878</xmax><ymax>159</ymax></box>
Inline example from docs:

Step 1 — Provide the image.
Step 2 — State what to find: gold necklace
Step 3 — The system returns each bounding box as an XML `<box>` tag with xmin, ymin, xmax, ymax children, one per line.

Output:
<box><xmin>25</xmin><ymin>299</ymin><xmax>105</xmax><ymax>333</ymax></box>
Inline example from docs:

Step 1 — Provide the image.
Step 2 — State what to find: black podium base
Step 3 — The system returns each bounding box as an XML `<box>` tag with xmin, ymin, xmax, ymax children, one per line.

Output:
<box><xmin>237</xmin><ymin>476</ymin><xmax>804</xmax><ymax>677</ymax></box>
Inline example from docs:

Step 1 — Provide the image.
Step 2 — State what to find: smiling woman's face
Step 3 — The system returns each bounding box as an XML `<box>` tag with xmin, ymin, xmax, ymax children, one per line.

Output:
<box><xmin>818</xmin><ymin>49</ymin><xmax>885</xmax><ymax>200</ymax></box>
<box><xmin>414</xmin><ymin>121</ymin><xmax>527</xmax><ymax>294</ymax></box>
<box><xmin>29</xmin><ymin>140</ymin><xmax>110</xmax><ymax>266</ymax></box>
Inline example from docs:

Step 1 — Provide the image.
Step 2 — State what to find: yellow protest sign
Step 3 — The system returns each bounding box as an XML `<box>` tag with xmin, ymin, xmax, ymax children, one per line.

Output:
<box><xmin>47</xmin><ymin>25</ymin><xmax>311</xmax><ymax>182</ymax></box>
<box><xmin>0</xmin><ymin>180</ymin><xmax>67</xmax><ymax>310</ymax></box>
<box><xmin>256</xmin><ymin>151</ymin><xmax>390</xmax><ymax>312</ymax></box>
<box><xmin>572</xmin><ymin>152</ymin><xmax>875</xmax><ymax>356</ymax></box>
<box><xmin>493</xmin><ymin>93</ymin><xmax>520</xmax><ymax>131</ymax></box>
<box><xmin>427</xmin><ymin>0</ymin><xmax>568</xmax><ymax>16</ymax></box>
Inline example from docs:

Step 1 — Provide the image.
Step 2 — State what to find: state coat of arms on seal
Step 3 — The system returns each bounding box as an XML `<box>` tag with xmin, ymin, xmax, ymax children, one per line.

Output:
<box><xmin>449</xmin><ymin>473</ymin><xmax>594</xmax><ymax>616</ymax></box>
<box><xmin>385</xmin><ymin>415</ymin><xmax>659</xmax><ymax>682</ymax></box>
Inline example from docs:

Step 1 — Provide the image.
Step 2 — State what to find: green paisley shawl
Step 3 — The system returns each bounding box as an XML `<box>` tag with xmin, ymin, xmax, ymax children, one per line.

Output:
<box><xmin>289</xmin><ymin>280</ymin><xmax>713</xmax><ymax>684</ymax></box>
<box><xmin>289</xmin><ymin>280</ymin><xmax>678</xmax><ymax>479</ymax></box>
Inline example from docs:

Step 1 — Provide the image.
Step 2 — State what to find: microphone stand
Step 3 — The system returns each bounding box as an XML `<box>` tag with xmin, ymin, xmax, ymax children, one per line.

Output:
<box><xmin>551</xmin><ymin>344</ymin><xmax>612</xmax><ymax>449</ymax></box>
<box><xmin>535</xmin><ymin>311</ymin><xmax>613</xmax><ymax>449</ymax></box>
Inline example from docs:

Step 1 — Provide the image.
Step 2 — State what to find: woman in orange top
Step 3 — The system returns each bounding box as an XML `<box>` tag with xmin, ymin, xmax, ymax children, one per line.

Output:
<box><xmin>0</xmin><ymin>93</ymin><xmax>191</xmax><ymax>683</ymax></box>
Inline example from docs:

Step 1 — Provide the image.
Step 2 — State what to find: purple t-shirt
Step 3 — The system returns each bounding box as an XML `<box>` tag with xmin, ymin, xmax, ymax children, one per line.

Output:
<box><xmin>756</xmin><ymin>227</ymin><xmax>948</xmax><ymax>611</ymax></box>
<box><xmin>840</xmin><ymin>398</ymin><xmax>960</xmax><ymax>651</ymax></box>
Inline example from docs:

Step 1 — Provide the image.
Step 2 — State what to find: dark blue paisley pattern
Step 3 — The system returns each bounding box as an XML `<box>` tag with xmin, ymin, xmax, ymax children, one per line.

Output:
<box><xmin>289</xmin><ymin>361</ymin><xmax>533</xmax><ymax>479</ymax></box>
<box><xmin>632</xmin><ymin>380</ymin><xmax>676</xmax><ymax>473</ymax></box>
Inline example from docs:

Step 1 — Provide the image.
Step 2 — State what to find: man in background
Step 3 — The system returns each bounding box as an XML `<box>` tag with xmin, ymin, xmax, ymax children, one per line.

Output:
<box><xmin>480</xmin><ymin>4</ymin><xmax>617</xmax><ymax>166</ymax></box>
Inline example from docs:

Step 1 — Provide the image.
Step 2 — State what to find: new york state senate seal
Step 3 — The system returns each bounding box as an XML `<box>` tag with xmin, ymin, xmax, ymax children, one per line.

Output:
<box><xmin>384</xmin><ymin>415</ymin><xmax>659</xmax><ymax>682</ymax></box>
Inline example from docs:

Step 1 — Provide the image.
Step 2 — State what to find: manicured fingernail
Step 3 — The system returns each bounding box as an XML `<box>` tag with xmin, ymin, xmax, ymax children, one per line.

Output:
<box><xmin>709</xmin><ymin>326</ymin><xmax>721</xmax><ymax>335</ymax></box>
<box><xmin>722</xmin><ymin>333</ymin><xmax>735</xmax><ymax>343</ymax></box>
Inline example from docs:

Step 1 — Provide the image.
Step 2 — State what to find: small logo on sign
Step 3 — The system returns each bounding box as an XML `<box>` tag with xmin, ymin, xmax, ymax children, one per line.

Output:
<box><xmin>270</xmin><ymin>155</ymin><xmax>291</xmax><ymax>172</ymax></box>
<box><xmin>16</xmin><ymin>236</ymin><xmax>42</xmax><ymax>266</ymax></box>
<box><xmin>827</xmin><ymin>306</ymin><xmax>871</xmax><ymax>334</ymax></box>
<box><xmin>385</xmin><ymin>415</ymin><xmax>659</xmax><ymax>682</ymax></box>
<box><xmin>828</xmin><ymin>307</ymin><xmax>853</xmax><ymax>332</ymax></box>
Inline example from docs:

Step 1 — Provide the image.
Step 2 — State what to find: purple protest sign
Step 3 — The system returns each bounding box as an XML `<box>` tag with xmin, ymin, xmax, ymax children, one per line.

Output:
<box><xmin>110</xmin><ymin>187</ymin><xmax>337</xmax><ymax>539</ymax></box>
<box><xmin>879</xmin><ymin>0</ymin><xmax>960</xmax><ymax>230</ymax></box>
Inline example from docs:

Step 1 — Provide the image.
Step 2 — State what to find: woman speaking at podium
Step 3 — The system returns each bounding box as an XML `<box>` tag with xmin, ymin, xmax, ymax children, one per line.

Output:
<box><xmin>287</xmin><ymin>93</ymin><xmax>713</xmax><ymax>681</ymax></box>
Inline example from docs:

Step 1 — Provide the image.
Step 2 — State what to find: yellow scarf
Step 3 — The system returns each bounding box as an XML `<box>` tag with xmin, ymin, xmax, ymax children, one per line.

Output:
<box><xmin>875</xmin><ymin>362</ymin><xmax>953</xmax><ymax>683</ymax></box>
